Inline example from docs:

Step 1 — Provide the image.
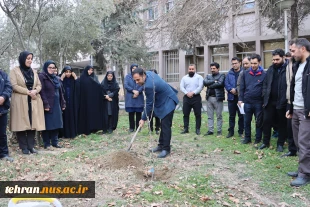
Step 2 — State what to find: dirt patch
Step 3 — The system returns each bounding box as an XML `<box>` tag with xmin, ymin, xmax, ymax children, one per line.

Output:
<box><xmin>135</xmin><ymin>166</ymin><xmax>173</xmax><ymax>181</ymax></box>
<box><xmin>98</xmin><ymin>150</ymin><xmax>144</xmax><ymax>170</ymax></box>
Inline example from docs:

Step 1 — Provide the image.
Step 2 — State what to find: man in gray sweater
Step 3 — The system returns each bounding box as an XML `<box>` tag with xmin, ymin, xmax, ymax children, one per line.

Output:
<box><xmin>286</xmin><ymin>38</ymin><xmax>310</xmax><ymax>187</ymax></box>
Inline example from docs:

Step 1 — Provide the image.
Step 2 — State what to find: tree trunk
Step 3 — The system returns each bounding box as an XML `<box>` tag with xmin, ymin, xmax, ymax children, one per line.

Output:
<box><xmin>291</xmin><ymin>2</ymin><xmax>298</xmax><ymax>39</ymax></box>
<box><xmin>119</xmin><ymin>63</ymin><xmax>126</xmax><ymax>100</ymax></box>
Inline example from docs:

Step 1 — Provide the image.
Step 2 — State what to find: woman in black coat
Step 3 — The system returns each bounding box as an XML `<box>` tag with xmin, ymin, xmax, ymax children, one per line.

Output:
<box><xmin>101</xmin><ymin>71</ymin><xmax>120</xmax><ymax>134</ymax></box>
<box><xmin>76</xmin><ymin>65</ymin><xmax>104</xmax><ymax>135</ymax></box>
<box><xmin>60</xmin><ymin>66</ymin><xmax>78</xmax><ymax>138</ymax></box>
<box><xmin>39</xmin><ymin>60</ymin><xmax>66</xmax><ymax>149</ymax></box>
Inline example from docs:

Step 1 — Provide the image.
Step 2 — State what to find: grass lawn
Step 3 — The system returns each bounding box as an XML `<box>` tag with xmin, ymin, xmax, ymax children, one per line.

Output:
<box><xmin>0</xmin><ymin>110</ymin><xmax>309</xmax><ymax>207</ymax></box>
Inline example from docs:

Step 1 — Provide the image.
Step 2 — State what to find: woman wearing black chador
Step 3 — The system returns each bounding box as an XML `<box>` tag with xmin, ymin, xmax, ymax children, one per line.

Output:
<box><xmin>76</xmin><ymin>65</ymin><xmax>104</xmax><ymax>135</ymax></box>
<box><xmin>101</xmin><ymin>71</ymin><xmax>120</xmax><ymax>134</ymax></box>
<box><xmin>60</xmin><ymin>66</ymin><xmax>78</xmax><ymax>138</ymax></box>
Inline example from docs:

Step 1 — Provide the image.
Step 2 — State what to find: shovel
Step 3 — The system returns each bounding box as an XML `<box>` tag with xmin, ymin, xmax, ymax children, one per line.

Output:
<box><xmin>127</xmin><ymin>125</ymin><xmax>141</xmax><ymax>151</ymax></box>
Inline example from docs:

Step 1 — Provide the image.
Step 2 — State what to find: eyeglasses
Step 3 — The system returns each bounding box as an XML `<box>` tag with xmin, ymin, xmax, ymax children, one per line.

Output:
<box><xmin>47</xmin><ymin>67</ymin><xmax>57</xmax><ymax>70</ymax></box>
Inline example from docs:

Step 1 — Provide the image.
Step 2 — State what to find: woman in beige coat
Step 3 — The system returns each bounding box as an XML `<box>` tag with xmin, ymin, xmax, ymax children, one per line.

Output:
<box><xmin>10</xmin><ymin>51</ymin><xmax>45</xmax><ymax>154</ymax></box>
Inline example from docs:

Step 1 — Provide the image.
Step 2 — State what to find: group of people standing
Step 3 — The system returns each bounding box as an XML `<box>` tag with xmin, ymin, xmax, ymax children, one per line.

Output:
<box><xmin>1</xmin><ymin>38</ymin><xmax>309</xmax><ymax>186</ymax></box>
<box><xmin>179</xmin><ymin>38</ymin><xmax>310</xmax><ymax>187</ymax></box>
<box><xmin>0</xmin><ymin>51</ymin><xmax>120</xmax><ymax>162</ymax></box>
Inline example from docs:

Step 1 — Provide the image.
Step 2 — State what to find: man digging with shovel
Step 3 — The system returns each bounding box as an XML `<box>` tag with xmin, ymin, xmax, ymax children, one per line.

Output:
<box><xmin>132</xmin><ymin>68</ymin><xmax>178</xmax><ymax>158</ymax></box>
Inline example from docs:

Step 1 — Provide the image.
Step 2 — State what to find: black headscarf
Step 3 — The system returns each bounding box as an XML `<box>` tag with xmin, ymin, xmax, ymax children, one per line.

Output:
<box><xmin>42</xmin><ymin>60</ymin><xmax>60</xmax><ymax>89</ymax></box>
<box><xmin>61</xmin><ymin>65</ymin><xmax>72</xmax><ymax>75</ymax></box>
<box><xmin>101</xmin><ymin>71</ymin><xmax>117</xmax><ymax>90</ymax></box>
<box><xmin>18</xmin><ymin>51</ymin><xmax>34</xmax><ymax>87</ymax></box>
<box><xmin>130</xmin><ymin>64</ymin><xmax>139</xmax><ymax>74</ymax></box>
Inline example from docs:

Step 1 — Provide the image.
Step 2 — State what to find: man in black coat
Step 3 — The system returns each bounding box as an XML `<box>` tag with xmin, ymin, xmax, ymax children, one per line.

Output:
<box><xmin>286</xmin><ymin>38</ymin><xmax>310</xmax><ymax>187</ymax></box>
<box><xmin>0</xmin><ymin>69</ymin><xmax>13</xmax><ymax>162</ymax></box>
<box><xmin>259</xmin><ymin>49</ymin><xmax>288</xmax><ymax>152</ymax></box>
<box><xmin>203</xmin><ymin>62</ymin><xmax>225</xmax><ymax>136</ymax></box>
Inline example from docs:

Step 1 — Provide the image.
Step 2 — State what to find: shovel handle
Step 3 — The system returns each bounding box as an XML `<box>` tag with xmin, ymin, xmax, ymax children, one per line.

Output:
<box><xmin>127</xmin><ymin>125</ymin><xmax>141</xmax><ymax>151</ymax></box>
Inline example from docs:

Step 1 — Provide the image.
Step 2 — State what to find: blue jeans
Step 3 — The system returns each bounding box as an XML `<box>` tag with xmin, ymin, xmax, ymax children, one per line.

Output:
<box><xmin>244</xmin><ymin>103</ymin><xmax>262</xmax><ymax>142</ymax></box>
<box><xmin>0</xmin><ymin>113</ymin><xmax>9</xmax><ymax>158</ymax></box>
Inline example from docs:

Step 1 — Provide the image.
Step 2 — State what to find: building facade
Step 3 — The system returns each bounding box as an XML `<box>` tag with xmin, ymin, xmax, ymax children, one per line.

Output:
<box><xmin>144</xmin><ymin>0</ymin><xmax>310</xmax><ymax>87</ymax></box>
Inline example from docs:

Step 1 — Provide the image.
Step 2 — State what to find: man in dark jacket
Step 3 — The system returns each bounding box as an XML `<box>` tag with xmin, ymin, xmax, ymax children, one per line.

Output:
<box><xmin>203</xmin><ymin>62</ymin><xmax>225</xmax><ymax>136</ymax></box>
<box><xmin>238</xmin><ymin>54</ymin><xmax>266</xmax><ymax>144</ymax></box>
<box><xmin>286</xmin><ymin>38</ymin><xmax>310</xmax><ymax>187</ymax></box>
<box><xmin>259</xmin><ymin>49</ymin><xmax>288</xmax><ymax>152</ymax></box>
<box><xmin>0</xmin><ymin>69</ymin><xmax>13</xmax><ymax>162</ymax></box>
<box><xmin>225</xmin><ymin>57</ymin><xmax>244</xmax><ymax>138</ymax></box>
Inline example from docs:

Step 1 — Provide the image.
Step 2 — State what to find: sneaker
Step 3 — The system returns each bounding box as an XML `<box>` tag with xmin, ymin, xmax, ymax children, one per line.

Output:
<box><xmin>1</xmin><ymin>156</ymin><xmax>14</xmax><ymax>162</ymax></box>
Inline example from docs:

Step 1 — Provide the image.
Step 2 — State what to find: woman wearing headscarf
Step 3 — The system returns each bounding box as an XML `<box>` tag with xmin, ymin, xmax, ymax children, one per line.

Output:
<box><xmin>101</xmin><ymin>71</ymin><xmax>120</xmax><ymax>134</ymax></box>
<box><xmin>124</xmin><ymin>64</ymin><xmax>144</xmax><ymax>132</ymax></box>
<box><xmin>76</xmin><ymin>65</ymin><xmax>104</xmax><ymax>135</ymax></box>
<box><xmin>39</xmin><ymin>60</ymin><xmax>66</xmax><ymax>149</ymax></box>
<box><xmin>59</xmin><ymin>66</ymin><xmax>78</xmax><ymax>138</ymax></box>
<box><xmin>10</xmin><ymin>51</ymin><xmax>45</xmax><ymax>154</ymax></box>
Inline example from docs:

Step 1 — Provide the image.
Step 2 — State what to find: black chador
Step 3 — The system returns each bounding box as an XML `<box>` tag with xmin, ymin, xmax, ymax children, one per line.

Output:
<box><xmin>101</xmin><ymin>71</ymin><xmax>120</xmax><ymax>134</ymax></box>
<box><xmin>76</xmin><ymin>65</ymin><xmax>104</xmax><ymax>135</ymax></box>
<box><xmin>60</xmin><ymin>66</ymin><xmax>77</xmax><ymax>138</ymax></box>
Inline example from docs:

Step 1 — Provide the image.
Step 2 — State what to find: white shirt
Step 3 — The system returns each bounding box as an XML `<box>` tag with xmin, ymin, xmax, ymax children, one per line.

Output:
<box><xmin>180</xmin><ymin>73</ymin><xmax>203</xmax><ymax>95</ymax></box>
<box><xmin>293</xmin><ymin>61</ymin><xmax>306</xmax><ymax>109</ymax></box>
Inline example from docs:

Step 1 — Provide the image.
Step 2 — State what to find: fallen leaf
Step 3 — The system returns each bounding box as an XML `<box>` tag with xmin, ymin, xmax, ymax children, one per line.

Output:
<box><xmin>200</xmin><ymin>195</ymin><xmax>211</xmax><ymax>202</ymax></box>
<box><xmin>229</xmin><ymin>197</ymin><xmax>240</xmax><ymax>204</ymax></box>
<box><xmin>244</xmin><ymin>202</ymin><xmax>252</xmax><ymax>206</ymax></box>
<box><xmin>222</xmin><ymin>201</ymin><xmax>231</xmax><ymax>206</ymax></box>
<box><xmin>291</xmin><ymin>193</ymin><xmax>301</xmax><ymax>198</ymax></box>
<box><xmin>278</xmin><ymin>202</ymin><xmax>290</xmax><ymax>207</ymax></box>
<box><xmin>233</xmin><ymin>150</ymin><xmax>241</xmax><ymax>154</ymax></box>
<box><xmin>107</xmin><ymin>202</ymin><xmax>115</xmax><ymax>206</ymax></box>
<box><xmin>151</xmin><ymin>203</ymin><xmax>162</xmax><ymax>207</ymax></box>
<box><xmin>154</xmin><ymin>191</ymin><xmax>163</xmax><ymax>195</ymax></box>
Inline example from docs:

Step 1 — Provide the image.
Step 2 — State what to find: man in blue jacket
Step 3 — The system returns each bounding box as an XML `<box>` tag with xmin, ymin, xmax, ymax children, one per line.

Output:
<box><xmin>238</xmin><ymin>54</ymin><xmax>266</xmax><ymax>144</ymax></box>
<box><xmin>225</xmin><ymin>57</ymin><xmax>244</xmax><ymax>138</ymax></box>
<box><xmin>132</xmin><ymin>68</ymin><xmax>178</xmax><ymax>158</ymax></box>
<box><xmin>0</xmin><ymin>69</ymin><xmax>13</xmax><ymax>162</ymax></box>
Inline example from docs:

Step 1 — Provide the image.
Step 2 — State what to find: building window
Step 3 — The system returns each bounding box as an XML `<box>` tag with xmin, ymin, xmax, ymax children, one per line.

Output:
<box><xmin>148</xmin><ymin>1</ymin><xmax>158</xmax><ymax>21</ymax></box>
<box><xmin>165</xmin><ymin>0</ymin><xmax>174</xmax><ymax>13</ymax></box>
<box><xmin>211</xmin><ymin>46</ymin><xmax>229</xmax><ymax>72</ymax></box>
<box><xmin>263</xmin><ymin>41</ymin><xmax>285</xmax><ymax>69</ymax></box>
<box><xmin>150</xmin><ymin>52</ymin><xmax>159</xmax><ymax>72</ymax></box>
<box><xmin>164</xmin><ymin>50</ymin><xmax>179</xmax><ymax>82</ymax></box>
<box><xmin>236</xmin><ymin>42</ymin><xmax>256</xmax><ymax>61</ymax></box>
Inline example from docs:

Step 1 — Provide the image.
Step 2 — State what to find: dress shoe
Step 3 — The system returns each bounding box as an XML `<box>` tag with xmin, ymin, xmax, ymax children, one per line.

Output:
<box><xmin>52</xmin><ymin>145</ymin><xmax>62</xmax><ymax>148</ymax></box>
<box><xmin>287</xmin><ymin>171</ymin><xmax>298</xmax><ymax>177</ymax></box>
<box><xmin>281</xmin><ymin>151</ymin><xmax>297</xmax><ymax>157</ymax></box>
<box><xmin>226</xmin><ymin>132</ymin><xmax>234</xmax><ymax>138</ymax></box>
<box><xmin>196</xmin><ymin>129</ymin><xmax>201</xmax><ymax>135</ymax></box>
<box><xmin>108</xmin><ymin>129</ymin><xmax>113</xmax><ymax>134</ymax></box>
<box><xmin>242</xmin><ymin>139</ymin><xmax>251</xmax><ymax>144</ymax></box>
<box><xmin>22</xmin><ymin>149</ymin><xmax>30</xmax><ymax>154</ymax></box>
<box><xmin>129</xmin><ymin>129</ymin><xmax>134</xmax><ymax>133</ymax></box>
<box><xmin>290</xmin><ymin>176</ymin><xmax>310</xmax><ymax>187</ymax></box>
<box><xmin>259</xmin><ymin>144</ymin><xmax>269</xmax><ymax>150</ymax></box>
<box><xmin>28</xmin><ymin>148</ymin><xmax>38</xmax><ymax>154</ymax></box>
<box><xmin>155</xmin><ymin>130</ymin><xmax>160</xmax><ymax>135</ymax></box>
<box><xmin>217</xmin><ymin>131</ymin><xmax>222</xmax><ymax>136</ymax></box>
<box><xmin>277</xmin><ymin>145</ymin><xmax>284</xmax><ymax>152</ymax></box>
<box><xmin>1</xmin><ymin>156</ymin><xmax>14</xmax><ymax>162</ymax></box>
<box><xmin>102</xmin><ymin>131</ymin><xmax>107</xmax><ymax>134</ymax></box>
<box><xmin>149</xmin><ymin>146</ymin><xmax>163</xmax><ymax>153</ymax></box>
<box><xmin>181</xmin><ymin>129</ymin><xmax>189</xmax><ymax>134</ymax></box>
<box><xmin>157</xmin><ymin>150</ymin><xmax>170</xmax><ymax>158</ymax></box>
<box><xmin>204</xmin><ymin>131</ymin><xmax>213</xmax><ymax>136</ymax></box>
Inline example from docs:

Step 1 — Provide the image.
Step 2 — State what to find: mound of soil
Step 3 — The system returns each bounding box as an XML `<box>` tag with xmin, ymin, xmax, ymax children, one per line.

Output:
<box><xmin>100</xmin><ymin>151</ymin><xmax>144</xmax><ymax>169</ymax></box>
